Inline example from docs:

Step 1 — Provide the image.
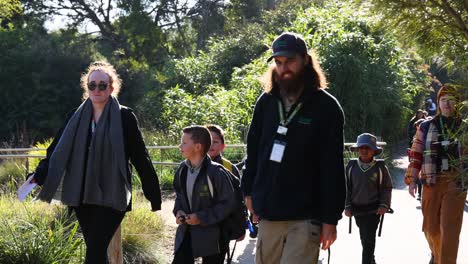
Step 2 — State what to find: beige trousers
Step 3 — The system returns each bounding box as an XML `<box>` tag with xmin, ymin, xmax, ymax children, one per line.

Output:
<box><xmin>421</xmin><ymin>174</ymin><xmax>466</xmax><ymax>264</ymax></box>
<box><xmin>255</xmin><ymin>219</ymin><xmax>321</xmax><ymax>264</ymax></box>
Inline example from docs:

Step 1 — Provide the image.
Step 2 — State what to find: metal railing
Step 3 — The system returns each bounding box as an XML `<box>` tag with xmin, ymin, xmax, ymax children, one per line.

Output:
<box><xmin>0</xmin><ymin>142</ymin><xmax>386</xmax><ymax>171</ymax></box>
<box><xmin>0</xmin><ymin>145</ymin><xmax>249</xmax><ymax>174</ymax></box>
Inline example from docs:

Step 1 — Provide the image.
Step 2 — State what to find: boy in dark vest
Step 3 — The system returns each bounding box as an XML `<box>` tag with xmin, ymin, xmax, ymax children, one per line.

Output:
<box><xmin>205</xmin><ymin>124</ymin><xmax>241</xmax><ymax>179</ymax></box>
<box><xmin>172</xmin><ymin>125</ymin><xmax>236</xmax><ymax>264</ymax></box>
<box><xmin>344</xmin><ymin>133</ymin><xmax>393</xmax><ymax>264</ymax></box>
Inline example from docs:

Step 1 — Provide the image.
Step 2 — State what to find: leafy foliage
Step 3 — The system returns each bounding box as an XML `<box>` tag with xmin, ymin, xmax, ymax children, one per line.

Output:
<box><xmin>0</xmin><ymin>20</ymin><xmax>93</xmax><ymax>144</ymax></box>
<box><xmin>288</xmin><ymin>2</ymin><xmax>427</xmax><ymax>141</ymax></box>
<box><xmin>0</xmin><ymin>198</ymin><xmax>84</xmax><ymax>263</ymax></box>
<box><xmin>356</xmin><ymin>0</ymin><xmax>468</xmax><ymax>73</ymax></box>
<box><xmin>0</xmin><ymin>0</ymin><xmax>22</xmax><ymax>27</ymax></box>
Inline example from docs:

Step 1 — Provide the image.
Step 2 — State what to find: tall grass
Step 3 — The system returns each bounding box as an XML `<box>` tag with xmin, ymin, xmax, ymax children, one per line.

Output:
<box><xmin>0</xmin><ymin>160</ymin><xmax>26</xmax><ymax>194</ymax></box>
<box><xmin>0</xmin><ymin>196</ymin><xmax>84</xmax><ymax>264</ymax></box>
<box><xmin>121</xmin><ymin>192</ymin><xmax>167</xmax><ymax>264</ymax></box>
<box><xmin>27</xmin><ymin>139</ymin><xmax>52</xmax><ymax>172</ymax></box>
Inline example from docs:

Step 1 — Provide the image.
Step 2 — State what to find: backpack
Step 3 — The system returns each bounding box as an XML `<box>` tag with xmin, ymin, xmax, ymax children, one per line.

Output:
<box><xmin>346</xmin><ymin>159</ymin><xmax>386</xmax><ymax>212</ymax></box>
<box><xmin>206</xmin><ymin>163</ymin><xmax>248</xmax><ymax>241</ymax></box>
<box><xmin>220</xmin><ymin>157</ymin><xmax>233</xmax><ymax>173</ymax></box>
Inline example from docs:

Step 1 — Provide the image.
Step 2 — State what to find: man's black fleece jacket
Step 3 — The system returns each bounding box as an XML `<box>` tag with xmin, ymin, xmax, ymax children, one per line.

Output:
<box><xmin>242</xmin><ymin>86</ymin><xmax>346</xmax><ymax>225</ymax></box>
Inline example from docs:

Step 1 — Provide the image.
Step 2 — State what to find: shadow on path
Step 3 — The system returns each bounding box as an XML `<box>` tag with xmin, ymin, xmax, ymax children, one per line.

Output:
<box><xmin>231</xmin><ymin>239</ymin><xmax>255</xmax><ymax>264</ymax></box>
<box><xmin>389</xmin><ymin>141</ymin><xmax>410</xmax><ymax>190</ymax></box>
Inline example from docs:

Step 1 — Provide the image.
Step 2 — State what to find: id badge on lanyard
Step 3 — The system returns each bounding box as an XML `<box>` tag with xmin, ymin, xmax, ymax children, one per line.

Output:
<box><xmin>269</xmin><ymin>101</ymin><xmax>302</xmax><ymax>163</ymax></box>
<box><xmin>270</xmin><ymin>140</ymin><xmax>286</xmax><ymax>163</ymax></box>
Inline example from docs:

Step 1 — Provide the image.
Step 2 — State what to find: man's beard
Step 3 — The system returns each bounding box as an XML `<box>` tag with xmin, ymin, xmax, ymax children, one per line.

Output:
<box><xmin>274</xmin><ymin>68</ymin><xmax>305</xmax><ymax>95</ymax></box>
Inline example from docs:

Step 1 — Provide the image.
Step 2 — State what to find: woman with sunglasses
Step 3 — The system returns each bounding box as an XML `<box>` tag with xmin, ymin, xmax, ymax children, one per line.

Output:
<box><xmin>405</xmin><ymin>84</ymin><xmax>466</xmax><ymax>264</ymax></box>
<box><xmin>28</xmin><ymin>61</ymin><xmax>162</xmax><ymax>263</ymax></box>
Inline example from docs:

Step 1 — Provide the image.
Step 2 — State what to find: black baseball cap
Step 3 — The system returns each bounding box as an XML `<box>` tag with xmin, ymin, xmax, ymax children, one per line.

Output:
<box><xmin>267</xmin><ymin>32</ymin><xmax>308</xmax><ymax>62</ymax></box>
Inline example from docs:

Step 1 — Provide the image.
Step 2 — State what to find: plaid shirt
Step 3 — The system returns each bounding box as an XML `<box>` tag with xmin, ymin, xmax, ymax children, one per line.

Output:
<box><xmin>405</xmin><ymin>116</ymin><xmax>464</xmax><ymax>185</ymax></box>
<box><xmin>405</xmin><ymin>119</ymin><xmax>440</xmax><ymax>185</ymax></box>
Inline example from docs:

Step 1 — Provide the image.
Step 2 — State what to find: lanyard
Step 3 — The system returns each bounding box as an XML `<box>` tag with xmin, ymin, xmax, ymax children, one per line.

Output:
<box><xmin>277</xmin><ymin>100</ymin><xmax>302</xmax><ymax>127</ymax></box>
<box><xmin>438</xmin><ymin>117</ymin><xmax>451</xmax><ymax>146</ymax></box>
<box><xmin>91</xmin><ymin>119</ymin><xmax>96</xmax><ymax>134</ymax></box>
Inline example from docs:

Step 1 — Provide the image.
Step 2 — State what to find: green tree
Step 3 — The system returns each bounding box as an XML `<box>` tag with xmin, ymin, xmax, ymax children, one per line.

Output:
<box><xmin>0</xmin><ymin>0</ymin><xmax>22</xmax><ymax>27</ymax></box>
<box><xmin>289</xmin><ymin>2</ymin><xmax>428</xmax><ymax>141</ymax></box>
<box><xmin>357</xmin><ymin>0</ymin><xmax>468</xmax><ymax>74</ymax></box>
<box><xmin>0</xmin><ymin>20</ymin><xmax>94</xmax><ymax>144</ymax></box>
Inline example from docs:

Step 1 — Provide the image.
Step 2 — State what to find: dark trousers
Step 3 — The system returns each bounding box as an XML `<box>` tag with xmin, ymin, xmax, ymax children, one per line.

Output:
<box><xmin>417</xmin><ymin>178</ymin><xmax>422</xmax><ymax>198</ymax></box>
<box><xmin>355</xmin><ymin>213</ymin><xmax>380</xmax><ymax>264</ymax></box>
<box><xmin>172</xmin><ymin>230</ymin><xmax>227</xmax><ymax>264</ymax></box>
<box><xmin>73</xmin><ymin>204</ymin><xmax>126</xmax><ymax>264</ymax></box>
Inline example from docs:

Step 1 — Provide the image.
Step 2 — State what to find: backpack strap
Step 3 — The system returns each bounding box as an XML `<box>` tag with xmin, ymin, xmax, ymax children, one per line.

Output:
<box><xmin>206</xmin><ymin>162</ymin><xmax>221</xmax><ymax>199</ymax></box>
<box><xmin>207</xmin><ymin>173</ymin><xmax>214</xmax><ymax>198</ymax></box>
<box><xmin>221</xmin><ymin>157</ymin><xmax>233</xmax><ymax>173</ymax></box>
<box><xmin>346</xmin><ymin>159</ymin><xmax>358</xmax><ymax>190</ymax></box>
<box><xmin>375</xmin><ymin>159</ymin><xmax>385</xmax><ymax>195</ymax></box>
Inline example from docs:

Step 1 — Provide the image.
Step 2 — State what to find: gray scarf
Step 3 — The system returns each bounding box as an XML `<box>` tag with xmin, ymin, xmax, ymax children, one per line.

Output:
<box><xmin>38</xmin><ymin>96</ymin><xmax>131</xmax><ymax>211</ymax></box>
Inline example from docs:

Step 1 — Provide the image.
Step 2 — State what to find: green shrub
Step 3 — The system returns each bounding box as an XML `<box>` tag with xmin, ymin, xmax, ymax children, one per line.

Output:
<box><xmin>121</xmin><ymin>194</ymin><xmax>166</xmax><ymax>264</ymax></box>
<box><xmin>0</xmin><ymin>160</ymin><xmax>26</xmax><ymax>194</ymax></box>
<box><xmin>288</xmin><ymin>2</ymin><xmax>427</xmax><ymax>142</ymax></box>
<box><xmin>28</xmin><ymin>138</ymin><xmax>52</xmax><ymax>172</ymax></box>
<box><xmin>0</xmin><ymin>196</ymin><xmax>84</xmax><ymax>264</ymax></box>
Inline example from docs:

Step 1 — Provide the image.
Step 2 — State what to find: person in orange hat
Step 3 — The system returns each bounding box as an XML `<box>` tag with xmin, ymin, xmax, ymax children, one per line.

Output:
<box><xmin>405</xmin><ymin>84</ymin><xmax>465</xmax><ymax>264</ymax></box>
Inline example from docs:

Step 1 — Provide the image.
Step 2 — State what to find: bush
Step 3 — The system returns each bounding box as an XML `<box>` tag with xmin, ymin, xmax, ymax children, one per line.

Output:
<box><xmin>121</xmin><ymin>193</ymin><xmax>166</xmax><ymax>264</ymax></box>
<box><xmin>0</xmin><ymin>160</ymin><xmax>26</xmax><ymax>194</ymax></box>
<box><xmin>28</xmin><ymin>138</ymin><xmax>52</xmax><ymax>172</ymax></box>
<box><xmin>287</xmin><ymin>2</ymin><xmax>427</xmax><ymax>142</ymax></box>
<box><xmin>0</xmin><ymin>196</ymin><xmax>84</xmax><ymax>263</ymax></box>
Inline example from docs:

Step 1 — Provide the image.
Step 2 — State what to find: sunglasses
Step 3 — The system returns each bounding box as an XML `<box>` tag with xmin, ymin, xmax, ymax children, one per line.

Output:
<box><xmin>88</xmin><ymin>81</ymin><xmax>108</xmax><ymax>91</ymax></box>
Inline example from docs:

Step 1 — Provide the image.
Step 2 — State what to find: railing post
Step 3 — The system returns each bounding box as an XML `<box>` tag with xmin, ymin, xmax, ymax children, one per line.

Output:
<box><xmin>25</xmin><ymin>157</ymin><xmax>29</xmax><ymax>174</ymax></box>
<box><xmin>107</xmin><ymin>225</ymin><xmax>123</xmax><ymax>264</ymax></box>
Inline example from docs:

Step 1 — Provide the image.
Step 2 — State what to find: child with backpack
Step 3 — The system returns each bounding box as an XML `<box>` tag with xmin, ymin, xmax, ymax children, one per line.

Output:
<box><xmin>172</xmin><ymin>125</ymin><xmax>236</xmax><ymax>264</ymax></box>
<box><xmin>205</xmin><ymin>124</ymin><xmax>248</xmax><ymax>262</ymax></box>
<box><xmin>344</xmin><ymin>133</ymin><xmax>393</xmax><ymax>264</ymax></box>
<box><xmin>205</xmin><ymin>124</ymin><xmax>241</xmax><ymax>179</ymax></box>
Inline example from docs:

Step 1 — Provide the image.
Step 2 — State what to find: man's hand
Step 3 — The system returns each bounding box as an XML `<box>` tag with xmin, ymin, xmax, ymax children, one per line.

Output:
<box><xmin>408</xmin><ymin>182</ymin><xmax>417</xmax><ymax>198</ymax></box>
<box><xmin>376</xmin><ymin>207</ymin><xmax>387</xmax><ymax>215</ymax></box>
<box><xmin>186</xmin><ymin>213</ymin><xmax>201</xmax><ymax>225</ymax></box>
<box><xmin>344</xmin><ymin>209</ymin><xmax>352</xmax><ymax>217</ymax></box>
<box><xmin>320</xmin><ymin>223</ymin><xmax>337</xmax><ymax>250</ymax></box>
<box><xmin>175</xmin><ymin>210</ymin><xmax>186</xmax><ymax>225</ymax></box>
<box><xmin>245</xmin><ymin>196</ymin><xmax>259</xmax><ymax>223</ymax></box>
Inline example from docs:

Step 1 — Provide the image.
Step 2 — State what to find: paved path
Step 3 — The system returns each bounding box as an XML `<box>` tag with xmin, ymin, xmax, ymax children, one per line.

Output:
<box><xmin>159</xmin><ymin>152</ymin><xmax>468</xmax><ymax>263</ymax></box>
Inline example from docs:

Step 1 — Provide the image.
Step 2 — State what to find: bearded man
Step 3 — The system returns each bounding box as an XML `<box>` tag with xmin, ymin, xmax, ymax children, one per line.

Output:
<box><xmin>241</xmin><ymin>32</ymin><xmax>346</xmax><ymax>264</ymax></box>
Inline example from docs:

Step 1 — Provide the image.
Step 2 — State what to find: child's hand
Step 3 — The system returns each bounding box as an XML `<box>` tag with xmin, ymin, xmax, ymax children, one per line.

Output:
<box><xmin>186</xmin><ymin>213</ymin><xmax>201</xmax><ymax>225</ymax></box>
<box><xmin>344</xmin><ymin>209</ymin><xmax>352</xmax><ymax>217</ymax></box>
<box><xmin>176</xmin><ymin>210</ymin><xmax>186</xmax><ymax>225</ymax></box>
<box><xmin>376</xmin><ymin>207</ymin><xmax>387</xmax><ymax>215</ymax></box>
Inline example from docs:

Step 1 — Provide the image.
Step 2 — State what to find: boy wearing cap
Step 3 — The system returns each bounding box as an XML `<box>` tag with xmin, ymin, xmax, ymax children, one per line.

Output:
<box><xmin>345</xmin><ymin>133</ymin><xmax>393</xmax><ymax>264</ymax></box>
<box><xmin>242</xmin><ymin>32</ymin><xmax>345</xmax><ymax>264</ymax></box>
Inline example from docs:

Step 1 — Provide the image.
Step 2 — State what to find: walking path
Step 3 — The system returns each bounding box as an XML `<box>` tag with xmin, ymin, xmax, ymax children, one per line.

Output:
<box><xmin>158</xmin><ymin>149</ymin><xmax>468</xmax><ymax>263</ymax></box>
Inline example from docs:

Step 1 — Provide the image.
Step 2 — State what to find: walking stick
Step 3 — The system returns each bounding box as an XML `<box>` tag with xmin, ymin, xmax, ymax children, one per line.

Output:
<box><xmin>378</xmin><ymin>214</ymin><xmax>384</xmax><ymax>237</ymax></box>
<box><xmin>378</xmin><ymin>208</ymin><xmax>394</xmax><ymax>237</ymax></box>
<box><xmin>226</xmin><ymin>240</ymin><xmax>237</xmax><ymax>264</ymax></box>
<box><xmin>348</xmin><ymin>216</ymin><xmax>352</xmax><ymax>234</ymax></box>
